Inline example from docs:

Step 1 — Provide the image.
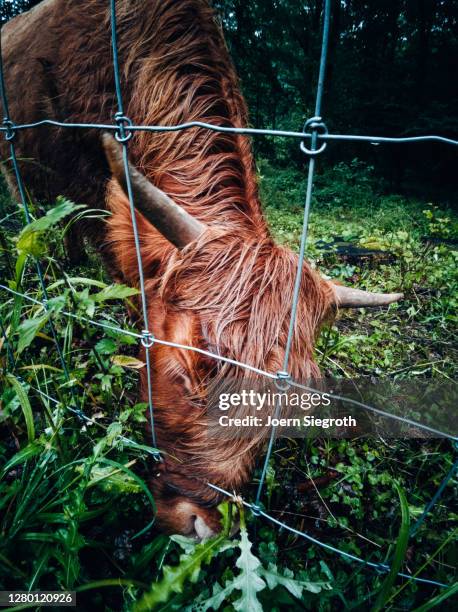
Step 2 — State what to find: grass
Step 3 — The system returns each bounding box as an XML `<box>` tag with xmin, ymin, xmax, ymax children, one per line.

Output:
<box><xmin>0</xmin><ymin>158</ymin><xmax>456</xmax><ymax>610</ymax></box>
<box><xmin>261</xmin><ymin>158</ymin><xmax>457</xmax><ymax>381</ymax></box>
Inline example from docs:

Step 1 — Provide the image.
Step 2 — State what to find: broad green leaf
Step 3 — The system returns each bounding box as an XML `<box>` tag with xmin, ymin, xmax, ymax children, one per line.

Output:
<box><xmin>16</xmin><ymin>229</ymin><xmax>46</xmax><ymax>257</ymax></box>
<box><xmin>1</xmin><ymin>441</ymin><xmax>42</xmax><ymax>478</ymax></box>
<box><xmin>135</xmin><ymin>536</ymin><xmax>228</xmax><ymax>611</ymax></box>
<box><xmin>19</xmin><ymin>198</ymin><xmax>85</xmax><ymax>237</ymax></box>
<box><xmin>16</xmin><ymin>312</ymin><xmax>50</xmax><ymax>354</ymax></box>
<box><xmin>95</xmin><ymin>338</ymin><xmax>117</xmax><ymax>355</ymax></box>
<box><xmin>231</xmin><ymin>524</ymin><xmax>265</xmax><ymax>612</ymax></box>
<box><xmin>93</xmin><ymin>283</ymin><xmax>139</xmax><ymax>302</ymax></box>
<box><xmin>172</xmin><ymin>533</ymin><xmax>235</xmax><ymax>557</ymax></box>
<box><xmin>261</xmin><ymin>563</ymin><xmax>331</xmax><ymax>597</ymax></box>
<box><xmin>106</xmin><ymin>422</ymin><xmax>123</xmax><ymax>445</ymax></box>
<box><xmin>119</xmin><ymin>438</ymin><xmax>162</xmax><ymax>456</ymax></box>
<box><xmin>47</xmin><ymin>277</ymin><xmax>107</xmax><ymax>291</ymax></box>
<box><xmin>193</xmin><ymin>511</ymin><xmax>265</xmax><ymax>612</ymax></box>
<box><xmin>111</xmin><ymin>355</ymin><xmax>145</xmax><ymax>369</ymax></box>
<box><xmin>46</xmin><ymin>293</ymin><xmax>68</xmax><ymax>314</ymax></box>
<box><xmin>17</xmin><ymin>198</ymin><xmax>85</xmax><ymax>256</ymax></box>
<box><xmin>84</xmin><ymin>464</ymin><xmax>142</xmax><ymax>494</ymax></box>
<box><xmin>191</xmin><ymin>505</ymin><xmax>328</xmax><ymax>612</ymax></box>
<box><xmin>134</xmin><ymin>506</ymin><xmax>232</xmax><ymax>611</ymax></box>
<box><xmin>196</xmin><ymin>582</ymin><xmax>235</xmax><ymax>612</ymax></box>
<box><xmin>6</xmin><ymin>374</ymin><xmax>35</xmax><ymax>442</ymax></box>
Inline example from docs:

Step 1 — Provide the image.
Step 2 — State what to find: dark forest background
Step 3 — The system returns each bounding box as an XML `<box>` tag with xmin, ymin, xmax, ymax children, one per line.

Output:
<box><xmin>2</xmin><ymin>0</ymin><xmax>457</xmax><ymax>201</ymax></box>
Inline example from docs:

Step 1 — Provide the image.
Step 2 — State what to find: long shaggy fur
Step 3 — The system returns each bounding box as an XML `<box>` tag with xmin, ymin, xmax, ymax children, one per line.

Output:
<box><xmin>103</xmin><ymin>0</ymin><xmax>335</xmax><ymax>510</ymax></box>
<box><xmin>1</xmin><ymin>0</ymin><xmax>334</xmax><ymax>532</ymax></box>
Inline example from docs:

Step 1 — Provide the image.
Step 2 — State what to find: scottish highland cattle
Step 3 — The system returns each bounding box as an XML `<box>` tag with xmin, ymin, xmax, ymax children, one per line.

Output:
<box><xmin>0</xmin><ymin>0</ymin><xmax>402</xmax><ymax>537</ymax></box>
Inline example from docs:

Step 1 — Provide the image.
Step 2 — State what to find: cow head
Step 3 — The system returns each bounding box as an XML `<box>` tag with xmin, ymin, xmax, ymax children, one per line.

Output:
<box><xmin>103</xmin><ymin>134</ymin><xmax>402</xmax><ymax>538</ymax></box>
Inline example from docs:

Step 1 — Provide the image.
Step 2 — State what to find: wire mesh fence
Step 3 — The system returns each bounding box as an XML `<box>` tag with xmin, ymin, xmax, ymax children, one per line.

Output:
<box><xmin>0</xmin><ymin>0</ymin><xmax>457</xmax><ymax>592</ymax></box>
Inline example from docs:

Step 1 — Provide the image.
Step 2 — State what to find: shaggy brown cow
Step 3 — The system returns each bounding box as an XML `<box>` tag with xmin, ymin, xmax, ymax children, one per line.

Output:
<box><xmin>0</xmin><ymin>0</ymin><xmax>402</xmax><ymax>538</ymax></box>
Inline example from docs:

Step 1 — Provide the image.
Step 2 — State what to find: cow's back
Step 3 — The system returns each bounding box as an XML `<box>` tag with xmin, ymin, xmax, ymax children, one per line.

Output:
<box><xmin>0</xmin><ymin>0</ymin><xmax>264</xmax><ymax>253</ymax></box>
<box><xmin>0</xmin><ymin>0</ymin><xmax>114</xmax><ymax>228</ymax></box>
<box><xmin>1</xmin><ymin>0</ymin><xmax>60</xmax><ymax>202</ymax></box>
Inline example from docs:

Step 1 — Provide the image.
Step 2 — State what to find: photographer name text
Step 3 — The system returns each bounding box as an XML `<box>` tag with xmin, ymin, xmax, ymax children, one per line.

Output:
<box><xmin>218</xmin><ymin>415</ymin><xmax>357</xmax><ymax>428</ymax></box>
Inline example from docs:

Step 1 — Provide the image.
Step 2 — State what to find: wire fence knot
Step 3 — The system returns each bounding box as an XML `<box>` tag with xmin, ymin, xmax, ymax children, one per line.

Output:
<box><xmin>251</xmin><ymin>503</ymin><xmax>262</xmax><ymax>517</ymax></box>
<box><xmin>151</xmin><ymin>450</ymin><xmax>162</xmax><ymax>462</ymax></box>
<box><xmin>275</xmin><ymin>370</ymin><xmax>291</xmax><ymax>391</ymax></box>
<box><xmin>141</xmin><ymin>329</ymin><xmax>155</xmax><ymax>349</ymax></box>
<box><xmin>300</xmin><ymin>115</ymin><xmax>328</xmax><ymax>156</ymax></box>
<box><xmin>72</xmin><ymin>407</ymin><xmax>87</xmax><ymax>423</ymax></box>
<box><xmin>114</xmin><ymin>111</ymin><xmax>133</xmax><ymax>143</ymax></box>
<box><xmin>2</xmin><ymin>117</ymin><xmax>16</xmax><ymax>141</ymax></box>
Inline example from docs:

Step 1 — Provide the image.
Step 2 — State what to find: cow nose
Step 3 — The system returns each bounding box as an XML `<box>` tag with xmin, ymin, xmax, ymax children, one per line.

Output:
<box><xmin>193</xmin><ymin>515</ymin><xmax>216</xmax><ymax>541</ymax></box>
<box><xmin>154</xmin><ymin>497</ymin><xmax>225</xmax><ymax>539</ymax></box>
<box><xmin>192</xmin><ymin>513</ymin><xmax>239</xmax><ymax>541</ymax></box>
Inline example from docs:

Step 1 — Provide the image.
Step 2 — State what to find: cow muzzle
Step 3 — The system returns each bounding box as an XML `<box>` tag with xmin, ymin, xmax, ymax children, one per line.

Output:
<box><xmin>154</xmin><ymin>497</ymin><xmax>226</xmax><ymax>541</ymax></box>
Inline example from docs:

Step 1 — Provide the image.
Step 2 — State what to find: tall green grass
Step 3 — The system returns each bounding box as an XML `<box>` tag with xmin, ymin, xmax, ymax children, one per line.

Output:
<box><xmin>0</xmin><ymin>161</ymin><xmax>456</xmax><ymax>609</ymax></box>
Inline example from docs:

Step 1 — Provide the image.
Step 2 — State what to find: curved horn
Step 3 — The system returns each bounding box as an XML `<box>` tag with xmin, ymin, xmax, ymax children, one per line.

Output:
<box><xmin>332</xmin><ymin>283</ymin><xmax>403</xmax><ymax>308</ymax></box>
<box><xmin>102</xmin><ymin>133</ymin><xmax>206</xmax><ymax>249</ymax></box>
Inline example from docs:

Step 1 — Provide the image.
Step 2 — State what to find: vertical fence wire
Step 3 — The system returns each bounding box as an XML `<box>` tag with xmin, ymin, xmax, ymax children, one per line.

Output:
<box><xmin>0</xmin><ymin>28</ymin><xmax>78</xmax><ymax>410</ymax></box>
<box><xmin>254</xmin><ymin>0</ymin><xmax>332</xmax><ymax>509</ymax></box>
<box><xmin>282</xmin><ymin>0</ymin><xmax>331</xmax><ymax>372</ymax></box>
<box><xmin>109</xmin><ymin>0</ymin><xmax>158</xmax><ymax>453</ymax></box>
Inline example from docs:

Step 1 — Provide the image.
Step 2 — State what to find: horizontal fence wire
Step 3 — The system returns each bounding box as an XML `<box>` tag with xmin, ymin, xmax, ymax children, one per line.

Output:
<box><xmin>0</xmin><ymin>119</ymin><xmax>457</xmax><ymax>147</ymax></box>
<box><xmin>0</xmin><ymin>0</ymin><xmax>456</xmax><ymax>594</ymax></box>
<box><xmin>109</xmin><ymin>0</ymin><xmax>158</xmax><ymax>455</ymax></box>
<box><xmin>1</xmin><ymin>282</ymin><xmax>457</xmax><ymax>444</ymax></box>
<box><xmin>207</xmin><ymin>482</ymin><xmax>451</xmax><ymax>589</ymax></box>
